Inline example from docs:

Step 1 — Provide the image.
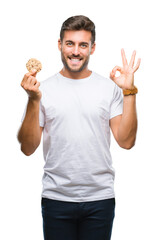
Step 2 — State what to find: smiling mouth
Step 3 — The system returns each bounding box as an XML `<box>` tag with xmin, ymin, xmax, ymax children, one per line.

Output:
<box><xmin>68</xmin><ymin>57</ymin><xmax>83</xmax><ymax>62</ymax></box>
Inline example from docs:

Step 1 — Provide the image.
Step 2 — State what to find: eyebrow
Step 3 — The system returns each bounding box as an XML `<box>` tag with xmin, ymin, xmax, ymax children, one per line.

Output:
<box><xmin>65</xmin><ymin>40</ymin><xmax>89</xmax><ymax>45</ymax></box>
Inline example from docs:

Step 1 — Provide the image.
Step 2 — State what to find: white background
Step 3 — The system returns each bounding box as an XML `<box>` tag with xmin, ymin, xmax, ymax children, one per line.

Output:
<box><xmin>0</xmin><ymin>0</ymin><xmax>157</xmax><ymax>239</ymax></box>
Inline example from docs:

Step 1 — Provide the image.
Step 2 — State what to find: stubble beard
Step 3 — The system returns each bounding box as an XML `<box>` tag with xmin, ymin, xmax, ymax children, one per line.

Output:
<box><xmin>61</xmin><ymin>51</ymin><xmax>90</xmax><ymax>73</ymax></box>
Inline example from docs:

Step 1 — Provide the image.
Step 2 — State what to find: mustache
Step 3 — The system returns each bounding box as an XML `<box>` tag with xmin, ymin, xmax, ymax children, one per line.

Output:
<box><xmin>68</xmin><ymin>54</ymin><xmax>83</xmax><ymax>59</ymax></box>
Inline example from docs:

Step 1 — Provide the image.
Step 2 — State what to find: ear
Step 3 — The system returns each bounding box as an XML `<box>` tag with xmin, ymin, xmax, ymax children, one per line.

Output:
<box><xmin>58</xmin><ymin>39</ymin><xmax>62</xmax><ymax>51</ymax></box>
<box><xmin>90</xmin><ymin>42</ymin><xmax>96</xmax><ymax>55</ymax></box>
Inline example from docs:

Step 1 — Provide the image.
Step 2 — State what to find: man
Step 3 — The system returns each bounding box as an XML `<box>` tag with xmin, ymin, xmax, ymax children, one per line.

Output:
<box><xmin>18</xmin><ymin>15</ymin><xmax>140</xmax><ymax>240</ymax></box>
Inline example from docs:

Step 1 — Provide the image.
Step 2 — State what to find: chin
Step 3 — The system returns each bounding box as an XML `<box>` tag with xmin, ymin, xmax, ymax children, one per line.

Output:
<box><xmin>68</xmin><ymin>67</ymin><xmax>83</xmax><ymax>73</ymax></box>
<box><xmin>66</xmin><ymin>62</ymin><xmax>89</xmax><ymax>73</ymax></box>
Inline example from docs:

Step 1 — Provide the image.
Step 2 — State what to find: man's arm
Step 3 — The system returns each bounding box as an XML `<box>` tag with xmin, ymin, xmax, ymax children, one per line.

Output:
<box><xmin>110</xmin><ymin>95</ymin><xmax>137</xmax><ymax>149</ymax></box>
<box><xmin>109</xmin><ymin>49</ymin><xmax>140</xmax><ymax>149</ymax></box>
<box><xmin>17</xmin><ymin>70</ymin><xmax>43</xmax><ymax>156</ymax></box>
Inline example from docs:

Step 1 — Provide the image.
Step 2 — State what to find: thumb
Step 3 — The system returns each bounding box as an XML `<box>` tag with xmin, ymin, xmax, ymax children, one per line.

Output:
<box><xmin>110</xmin><ymin>71</ymin><xmax>115</xmax><ymax>81</ymax></box>
<box><xmin>110</xmin><ymin>66</ymin><xmax>121</xmax><ymax>81</ymax></box>
<box><xmin>30</xmin><ymin>69</ymin><xmax>37</xmax><ymax>77</ymax></box>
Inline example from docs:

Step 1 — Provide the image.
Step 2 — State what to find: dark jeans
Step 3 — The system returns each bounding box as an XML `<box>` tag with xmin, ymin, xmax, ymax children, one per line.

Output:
<box><xmin>41</xmin><ymin>197</ymin><xmax>115</xmax><ymax>240</ymax></box>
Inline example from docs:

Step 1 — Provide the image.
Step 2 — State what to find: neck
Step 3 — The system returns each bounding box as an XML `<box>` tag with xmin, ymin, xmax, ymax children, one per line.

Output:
<box><xmin>60</xmin><ymin>68</ymin><xmax>92</xmax><ymax>79</ymax></box>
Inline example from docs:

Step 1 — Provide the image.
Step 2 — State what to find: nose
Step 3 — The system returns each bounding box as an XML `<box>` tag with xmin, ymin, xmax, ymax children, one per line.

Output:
<box><xmin>72</xmin><ymin>44</ymin><xmax>80</xmax><ymax>56</ymax></box>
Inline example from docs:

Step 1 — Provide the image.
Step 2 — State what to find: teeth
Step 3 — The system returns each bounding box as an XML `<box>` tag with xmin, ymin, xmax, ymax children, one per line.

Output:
<box><xmin>71</xmin><ymin>59</ymin><xmax>80</xmax><ymax>62</ymax></box>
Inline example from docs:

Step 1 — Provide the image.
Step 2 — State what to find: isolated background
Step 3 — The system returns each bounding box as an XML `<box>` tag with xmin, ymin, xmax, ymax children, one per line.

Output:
<box><xmin>0</xmin><ymin>0</ymin><xmax>157</xmax><ymax>239</ymax></box>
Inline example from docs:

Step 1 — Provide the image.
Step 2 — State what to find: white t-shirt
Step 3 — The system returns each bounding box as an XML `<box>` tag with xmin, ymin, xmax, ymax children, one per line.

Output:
<box><xmin>39</xmin><ymin>71</ymin><xmax>123</xmax><ymax>202</ymax></box>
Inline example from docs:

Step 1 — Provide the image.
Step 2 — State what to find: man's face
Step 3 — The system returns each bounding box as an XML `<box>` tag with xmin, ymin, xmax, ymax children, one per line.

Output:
<box><xmin>58</xmin><ymin>30</ymin><xmax>95</xmax><ymax>73</ymax></box>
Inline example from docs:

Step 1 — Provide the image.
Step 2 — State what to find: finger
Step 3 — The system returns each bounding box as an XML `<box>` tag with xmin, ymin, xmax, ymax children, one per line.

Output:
<box><xmin>110</xmin><ymin>66</ymin><xmax>122</xmax><ymax>80</ymax></box>
<box><xmin>133</xmin><ymin>58</ymin><xmax>141</xmax><ymax>73</ymax></box>
<box><xmin>129</xmin><ymin>50</ymin><xmax>136</xmax><ymax>67</ymax></box>
<box><xmin>29</xmin><ymin>76</ymin><xmax>37</xmax><ymax>84</ymax></box>
<box><xmin>121</xmin><ymin>48</ymin><xmax>128</xmax><ymax>66</ymax></box>
<box><xmin>21</xmin><ymin>76</ymin><xmax>31</xmax><ymax>90</ymax></box>
<box><xmin>21</xmin><ymin>72</ymin><xmax>31</xmax><ymax>84</ymax></box>
<box><xmin>34</xmin><ymin>82</ymin><xmax>40</xmax><ymax>89</ymax></box>
<box><xmin>30</xmin><ymin>82</ymin><xmax>40</xmax><ymax>94</ymax></box>
<box><xmin>30</xmin><ymin>69</ymin><xmax>37</xmax><ymax>77</ymax></box>
<box><xmin>24</xmin><ymin>69</ymin><xmax>37</xmax><ymax>79</ymax></box>
<box><xmin>27</xmin><ymin>76</ymin><xmax>38</xmax><ymax>88</ymax></box>
<box><xmin>21</xmin><ymin>75</ymin><xmax>30</xmax><ymax>88</ymax></box>
<box><xmin>21</xmin><ymin>70</ymin><xmax>37</xmax><ymax>86</ymax></box>
<box><xmin>22</xmin><ymin>76</ymin><xmax>36</xmax><ymax>90</ymax></box>
<box><xmin>21</xmin><ymin>71</ymin><xmax>32</xmax><ymax>85</ymax></box>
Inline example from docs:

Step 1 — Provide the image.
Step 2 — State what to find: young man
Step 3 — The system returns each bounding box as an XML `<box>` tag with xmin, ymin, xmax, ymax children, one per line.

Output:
<box><xmin>18</xmin><ymin>15</ymin><xmax>140</xmax><ymax>240</ymax></box>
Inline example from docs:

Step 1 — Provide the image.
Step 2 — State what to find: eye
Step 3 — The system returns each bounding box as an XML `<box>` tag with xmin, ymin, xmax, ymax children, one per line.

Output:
<box><xmin>81</xmin><ymin>44</ymin><xmax>88</xmax><ymax>48</ymax></box>
<box><xmin>66</xmin><ymin>42</ymin><xmax>73</xmax><ymax>46</ymax></box>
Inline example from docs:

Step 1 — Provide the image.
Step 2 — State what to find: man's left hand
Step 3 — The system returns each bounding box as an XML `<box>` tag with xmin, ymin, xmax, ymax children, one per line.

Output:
<box><xmin>110</xmin><ymin>49</ymin><xmax>141</xmax><ymax>90</ymax></box>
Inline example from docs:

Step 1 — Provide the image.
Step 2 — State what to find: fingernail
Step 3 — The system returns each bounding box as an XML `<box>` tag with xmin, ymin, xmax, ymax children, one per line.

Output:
<box><xmin>32</xmin><ymin>69</ymin><xmax>37</xmax><ymax>73</ymax></box>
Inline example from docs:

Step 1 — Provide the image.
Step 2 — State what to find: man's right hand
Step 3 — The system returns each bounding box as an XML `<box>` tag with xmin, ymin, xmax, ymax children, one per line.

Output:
<box><xmin>21</xmin><ymin>69</ymin><xmax>42</xmax><ymax>101</ymax></box>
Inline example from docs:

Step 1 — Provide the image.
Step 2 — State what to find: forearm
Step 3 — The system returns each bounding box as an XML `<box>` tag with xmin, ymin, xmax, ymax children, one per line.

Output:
<box><xmin>18</xmin><ymin>98</ymin><xmax>41</xmax><ymax>155</ymax></box>
<box><xmin>117</xmin><ymin>95</ymin><xmax>137</xmax><ymax>149</ymax></box>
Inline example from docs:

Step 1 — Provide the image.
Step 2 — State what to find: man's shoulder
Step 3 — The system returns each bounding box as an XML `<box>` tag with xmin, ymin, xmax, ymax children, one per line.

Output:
<box><xmin>40</xmin><ymin>73</ymin><xmax>58</xmax><ymax>87</ymax></box>
<box><xmin>39</xmin><ymin>73</ymin><xmax>61</xmax><ymax>94</ymax></box>
<box><xmin>92</xmin><ymin>72</ymin><xmax>116</xmax><ymax>88</ymax></box>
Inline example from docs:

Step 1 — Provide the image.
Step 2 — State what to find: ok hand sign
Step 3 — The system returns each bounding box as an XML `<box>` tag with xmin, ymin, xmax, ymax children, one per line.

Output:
<box><xmin>110</xmin><ymin>49</ymin><xmax>141</xmax><ymax>90</ymax></box>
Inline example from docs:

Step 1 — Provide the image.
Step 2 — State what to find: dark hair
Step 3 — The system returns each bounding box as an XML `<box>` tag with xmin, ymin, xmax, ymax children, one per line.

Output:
<box><xmin>60</xmin><ymin>15</ymin><xmax>96</xmax><ymax>45</ymax></box>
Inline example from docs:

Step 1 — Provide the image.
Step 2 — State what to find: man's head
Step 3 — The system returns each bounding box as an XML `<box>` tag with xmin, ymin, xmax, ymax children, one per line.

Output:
<box><xmin>58</xmin><ymin>15</ymin><xmax>96</xmax><ymax>77</ymax></box>
<box><xmin>60</xmin><ymin>15</ymin><xmax>96</xmax><ymax>45</ymax></box>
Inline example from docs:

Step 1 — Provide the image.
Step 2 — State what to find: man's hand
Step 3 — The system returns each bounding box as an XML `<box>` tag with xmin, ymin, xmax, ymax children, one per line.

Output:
<box><xmin>110</xmin><ymin>49</ymin><xmax>141</xmax><ymax>90</ymax></box>
<box><xmin>21</xmin><ymin>69</ymin><xmax>42</xmax><ymax>101</ymax></box>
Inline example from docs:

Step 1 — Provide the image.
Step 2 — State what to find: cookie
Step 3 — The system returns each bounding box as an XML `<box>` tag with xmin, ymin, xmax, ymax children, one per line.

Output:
<box><xmin>26</xmin><ymin>58</ymin><xmax>42</xmax><ymax>73</ymax></box>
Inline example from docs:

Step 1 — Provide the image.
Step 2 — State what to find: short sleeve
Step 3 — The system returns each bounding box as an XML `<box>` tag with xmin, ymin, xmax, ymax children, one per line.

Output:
<box><xmin>110</xmin><ymin>84</ymin><xmax>123</xmax><ymax>119</ymax></box>
<box><xmin>21</xmin><ymin>103</ymin><xmax>27</xmax><ymax>123</ymax></box>
<box><xmin>21</xmin><ymin>99</ymin><xmax>45</xmax><ymax>127</ymax></box>
<box><xmin>39</xmin><ymin>101</ymin><xmax>45</xmax><ymax>127</ymax></box>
